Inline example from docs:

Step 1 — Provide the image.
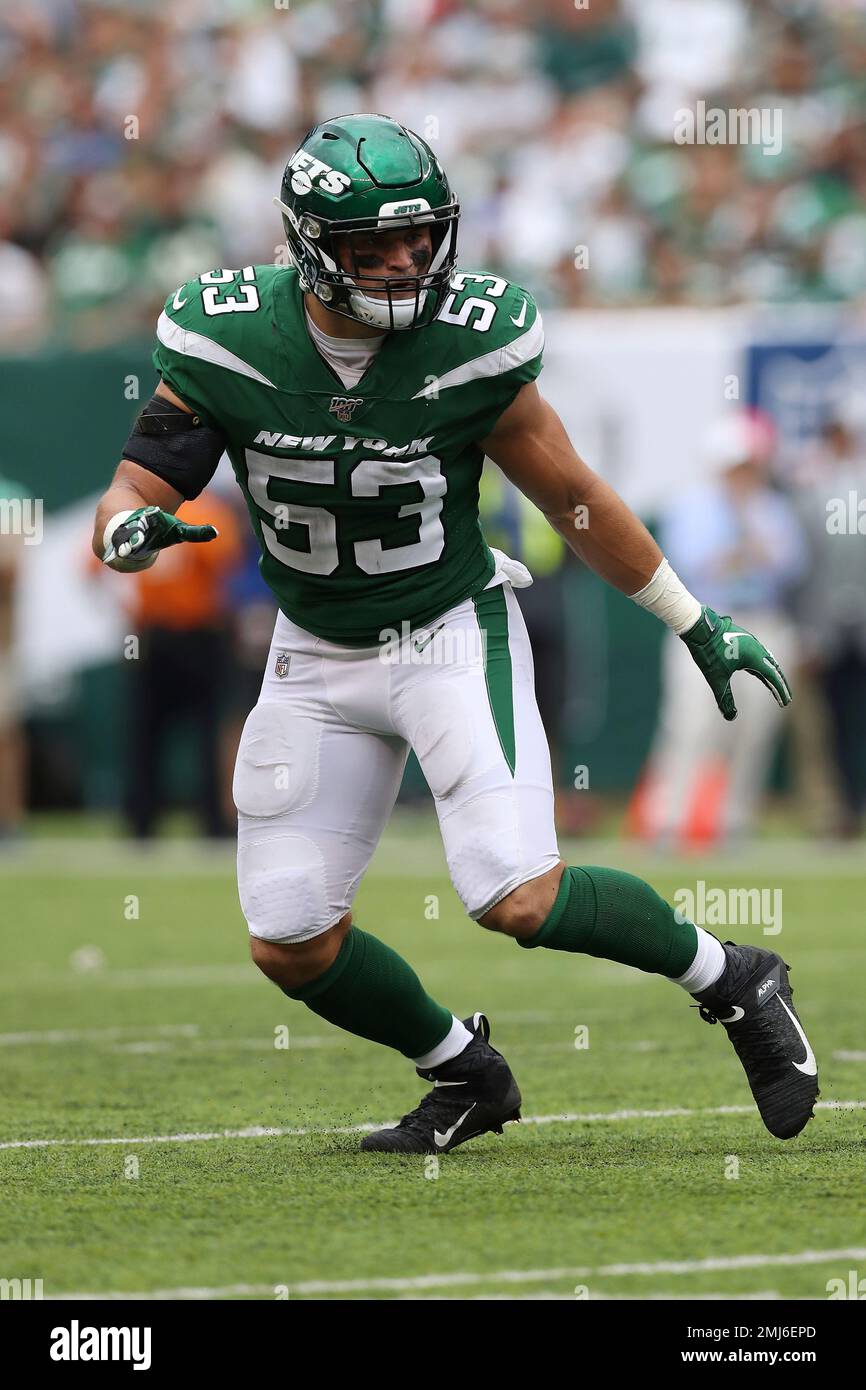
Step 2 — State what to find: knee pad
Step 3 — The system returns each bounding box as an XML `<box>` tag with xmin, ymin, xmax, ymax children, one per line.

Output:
<box><xmin>238</xmin><ymin>830</ymin><xmax>333</xmax><ymax>943</ymax></box>
<box><xmin>233</xmin><ymin>702</ymin><xmax>320</xmax><ymax>818</ymax></box>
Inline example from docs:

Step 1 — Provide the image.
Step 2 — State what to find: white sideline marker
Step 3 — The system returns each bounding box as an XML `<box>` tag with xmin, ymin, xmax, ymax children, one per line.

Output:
<box><xmin>2</xmin><ymin>1098</ymin><xmax>864</xmax><ymax>1152</ymax></box>
<box><xmin>46</xmin><ymin>1249</ymin><xmax>866</xmax><ymax>1301</ymax></box>
<box><xmin>0</xmin><ymin>1024</ymin><xmax>200</xmax><ymax>1047</ymax></box>
<box><xmin>400</xmin><ymin>1289</ymin><xmax>783</xmax><ymax>1302</ymax></box>
<box><xmin>0</xmin><ymin>1025</ymin><xmax>340</xmax><ymax>1051</ymax></box>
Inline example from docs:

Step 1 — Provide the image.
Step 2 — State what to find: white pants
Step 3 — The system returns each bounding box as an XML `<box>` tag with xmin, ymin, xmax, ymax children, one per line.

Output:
<box><xmin>233</xmin><ymin>581</ymin><xmax>561</xmax><ymax>943</ymax></box>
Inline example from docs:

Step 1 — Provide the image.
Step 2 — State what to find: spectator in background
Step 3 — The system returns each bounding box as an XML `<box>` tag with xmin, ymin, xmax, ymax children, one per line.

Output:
<box><xmin>101</xmin><ymin>492</ymin><xmax>242</xmax><ymax>839</ymax></box>
<box><xmin>0</xmin><ymin>201</ymin><xmax>49</xmax><ymax>350</ymax></box>
<box><xmin>791</xmin><ymin>411</ymin><xmax>866</xmax><ymax>835</ymax></box>
<box><xmin>634</xmin><ymin>411</ymin><xmax>807</xmax><ymax>846</ymax></box>
<box><xmin>0</xmin><ymin>473</ymin><xmax>26</xmax><ymax>840</ymax></box>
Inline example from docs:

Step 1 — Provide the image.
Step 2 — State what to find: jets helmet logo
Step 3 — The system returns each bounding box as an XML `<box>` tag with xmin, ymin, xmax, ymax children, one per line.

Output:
<box><xmin>288</xmin><ymin>150</ymin><xmax>351</xmax><ymax>197</ymax></box>
<box><xmin>329</xmin><ymin>395</ymin><xmax>364</xmax><ymax>423</ymax></box>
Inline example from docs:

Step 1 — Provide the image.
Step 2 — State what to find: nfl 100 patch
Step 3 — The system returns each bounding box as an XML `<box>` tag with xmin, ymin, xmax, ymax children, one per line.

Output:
<box><xmin>329</xmin><ymin>395</ymin><xmax>364</xmax><ymax>423</ymax></box>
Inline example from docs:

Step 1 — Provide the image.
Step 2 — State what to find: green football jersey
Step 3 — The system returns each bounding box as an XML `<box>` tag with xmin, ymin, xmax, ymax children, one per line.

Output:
<box><xmin>152</xmin><ymin>264</ymin><xmax>543</xmax><ymax>645</ymax></box>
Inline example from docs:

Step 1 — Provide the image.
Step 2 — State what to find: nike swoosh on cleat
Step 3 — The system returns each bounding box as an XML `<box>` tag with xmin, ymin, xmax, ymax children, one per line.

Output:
<box><xmin>510</xmin><ymin>299</ymin><xmax>527</xmax><ymax>327</ymax></box>
<box><xmin>719</xmin><ymin>1006</ymin><xmax>745</xmax><ymax>1023</ymax></box>
<box><xmin>432</xmin><ymin>1079</ymin><xmax>468</xmax><ymax>1088</ymax></box>
<box><xmin>434</xmin><ymin>1103</ymin><xmax>476</xmax><ymax>1148</ymax></box>
<box><xmin>777</xmin><ymin>996</ymin><xmax>818</xmax><ymax>1077</ymax></box>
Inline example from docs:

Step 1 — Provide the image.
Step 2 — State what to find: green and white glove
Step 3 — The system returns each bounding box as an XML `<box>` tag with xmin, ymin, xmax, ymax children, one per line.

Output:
<box><xmin>102</xmin><ymin>505</ymin><xmax>218</xmax><ymax>568</ymax></box>
<box><xmin>681</xmin><ymin>606</ymin><xmax>792</xmax><ymax>722</ymax></box>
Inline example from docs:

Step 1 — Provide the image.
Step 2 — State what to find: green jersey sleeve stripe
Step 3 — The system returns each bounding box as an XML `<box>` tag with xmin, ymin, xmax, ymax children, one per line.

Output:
<box><xmin>156</xmin><ymin>311</ymin><xmax>277</xmax><ymax>389</ymax></box>
<box><xmin>411</xmin><ymin>312</ymin><xmax>544</xmax><ymax>399</ymax></box>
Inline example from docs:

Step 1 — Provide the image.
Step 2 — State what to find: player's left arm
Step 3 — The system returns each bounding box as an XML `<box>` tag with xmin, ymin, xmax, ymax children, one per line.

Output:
<box><xmin>480</xmin><ymin>381</ymin><xmax>791</xmax><ymax>721</ymax></box>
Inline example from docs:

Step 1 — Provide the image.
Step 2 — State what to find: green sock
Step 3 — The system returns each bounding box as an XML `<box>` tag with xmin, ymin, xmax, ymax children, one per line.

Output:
<box><xmin>519</xmin><ymin>865</ymin><xmax>697</xmax><ymax>978</ymax></box>
<box><xmin>287</xmin><ymin>927</ymin><xmax>453</xmax><ymax>1059</ymax></box>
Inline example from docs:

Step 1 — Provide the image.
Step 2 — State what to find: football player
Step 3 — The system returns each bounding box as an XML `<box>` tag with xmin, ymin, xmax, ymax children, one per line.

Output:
<box><xmin>93</xmin><ymin>115</ymin><xmax>817</xmax><ymax>1151</ymax></box>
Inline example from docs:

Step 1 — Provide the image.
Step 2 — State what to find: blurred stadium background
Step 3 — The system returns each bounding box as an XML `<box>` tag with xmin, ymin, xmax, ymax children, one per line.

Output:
<box><xmin>3</xmin><ymin>0</ymin><xmax>866</xmax><ymax>849</ymax></box>
<box><xmin>5</xmin><ymin>0</ymin><xmax>866</xmax><ymax>1309</ymax></box>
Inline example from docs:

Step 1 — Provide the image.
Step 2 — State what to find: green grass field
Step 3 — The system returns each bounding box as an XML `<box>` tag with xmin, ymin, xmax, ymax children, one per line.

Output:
<box><xmin>1</xmin><ymin>824</ymin><xmax>864</xmax><ymax>1301</ymax></box>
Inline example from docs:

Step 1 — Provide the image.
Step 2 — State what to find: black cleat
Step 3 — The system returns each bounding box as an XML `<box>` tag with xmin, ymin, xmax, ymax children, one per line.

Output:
<box><xmin>360</xmin><ymin>1012</ymin><xmax>522</xmax><ymax>1154</ymax></box>
<box><xmin>692</xmin><ymin>942</ymin><xmax>819</xmax><ymax>1139</ymax></box>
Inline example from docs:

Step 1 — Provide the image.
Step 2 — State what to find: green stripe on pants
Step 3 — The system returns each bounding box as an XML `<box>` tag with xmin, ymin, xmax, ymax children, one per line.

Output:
<box><xmin>473</xmin><ymin>585</ymin><xmax>516</xmax><ymax>777</ymax></box>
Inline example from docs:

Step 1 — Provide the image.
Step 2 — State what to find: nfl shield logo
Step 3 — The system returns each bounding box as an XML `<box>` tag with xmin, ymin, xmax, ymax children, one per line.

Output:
<box><xmin>274</xmin><ymin>652</ymin><xmax>291</xmax><ymax>679</ymax></box>
<box><xmin>329</xmin><ymin>395</ymin><xmax>364</xmax><ymax>423</ymax></box>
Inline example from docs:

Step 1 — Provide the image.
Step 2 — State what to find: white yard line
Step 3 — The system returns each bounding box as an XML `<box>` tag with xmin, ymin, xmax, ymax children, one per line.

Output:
<box><xmin>0</xmin><ymin>961</ymin><xmax>584</xmax><ymax>992</ymax></box>
<box><xmin>402</xmin><ymin>1289</ymin><xmax>783</xmax><ymax>1301</ymax></box>
<box><xmin>833</xmin><ymin>1050</ymin><xmax>866</xmax><ymax>1062</ymax></box>
<box><xmin>3</xmin><ymin>1099</ymin><xmax>863</xmax><ymax>1153</ymax></box>
<box><xmin>0</xmin><ymin>965</ymin><xmax>259</xmax><ymax>992</ymax></box>
<box><xmin>0</xmin><ymin>1025</ymin><xmax>341</xmax><ymax>1051</ymax></box>
<box><xmin>0</xmin><ymin>1024</ymin><xmax>200</xmax><ymax>1046</ymax></box>
<box><xmin>47</xmin><ymin>1250</ymin><xmax>866</xmax><ymax>1301</ymax></box>
<box><xmin>4</xmin><ymin>834</ymin><xmax>866</xmax><ymax>878</ymax></box>
<box><xmin>48</xmin><ymin>1288</ymin><xmax>784</xmax><ymax>1302</ymax></box>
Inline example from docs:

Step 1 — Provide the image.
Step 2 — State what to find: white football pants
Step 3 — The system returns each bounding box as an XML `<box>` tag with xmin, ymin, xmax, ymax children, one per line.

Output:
<box><xmin>233</xmin><ymin>579</ymin><xmax>561</xmax><ymax>943</ymax></box>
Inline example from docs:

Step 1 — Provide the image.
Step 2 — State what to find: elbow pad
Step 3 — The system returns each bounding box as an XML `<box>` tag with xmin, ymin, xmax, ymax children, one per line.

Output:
<box><xmin>121</xmin><ymin>395</ymin><xmax>226</xmax><ymax>500</ymax></box>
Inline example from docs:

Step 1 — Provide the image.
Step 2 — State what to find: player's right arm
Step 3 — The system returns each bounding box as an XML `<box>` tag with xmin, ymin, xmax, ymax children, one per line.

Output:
<box><xmin>93</xmin><ymin>375</ymin><xmax>224</xmax><ymax>572</ymax></box>
<box><xmin>95</xmin><ymin>268</ymin><xmax>242</xmax><ymax>571</ymax></box>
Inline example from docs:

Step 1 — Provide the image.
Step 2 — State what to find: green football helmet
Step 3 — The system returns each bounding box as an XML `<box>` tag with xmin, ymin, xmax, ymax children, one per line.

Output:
<box><xmin>275</xmin><ymin>113</ymin><xmax>459</xmax><ymax>331</ymax></box>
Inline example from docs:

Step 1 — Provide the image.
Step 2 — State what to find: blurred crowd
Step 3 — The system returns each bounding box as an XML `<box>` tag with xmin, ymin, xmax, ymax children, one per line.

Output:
<box><xmin>4</xmin><ymin>0</ymin><xmax>866</xmax><ymax>350</ymax></box>
<box><xmin>635</xmin><ymin>406</ymin><xmax>866</xmax><ymax>847</ymax></box>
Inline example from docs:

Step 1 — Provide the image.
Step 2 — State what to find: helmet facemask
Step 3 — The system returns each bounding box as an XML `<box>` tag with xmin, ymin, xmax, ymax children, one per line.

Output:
<box><xmin>276</xmin><ymin>198</ymin><xmax>460</xmax><ymax>331</ymax></box>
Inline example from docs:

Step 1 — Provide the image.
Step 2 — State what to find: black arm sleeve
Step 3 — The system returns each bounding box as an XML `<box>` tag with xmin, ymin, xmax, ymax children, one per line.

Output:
<box><xmin>121</xmin><ymin>395</ymin><xmax>227</xmax><ymax>501</ymax></box>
